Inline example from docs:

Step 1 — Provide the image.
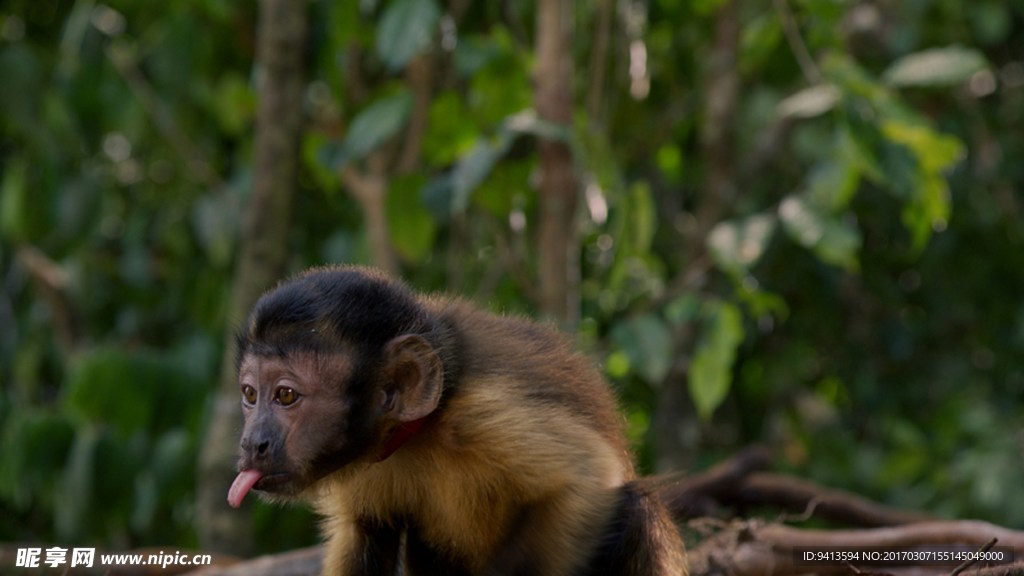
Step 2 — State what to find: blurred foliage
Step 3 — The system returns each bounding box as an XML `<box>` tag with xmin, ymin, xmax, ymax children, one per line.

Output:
<box><xmin>1</xmin><ymin>0</ymin><xmax>1023</xmax><ymax>552</ymax></box>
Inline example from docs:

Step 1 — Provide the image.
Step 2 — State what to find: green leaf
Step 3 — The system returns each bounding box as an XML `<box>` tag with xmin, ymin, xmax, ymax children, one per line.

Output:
<box><xmin>150</xmin><ymin>429</ymin><xmax>193</xmax><ymax>482</ymax></box>
<box><xmin>881</xmin><ymin>120</ymin><xmax>964</xmax><ymax>173</ymax></box>
<box><xmin>707</xmin><ymin>213</ymin><xmax>777</xmax><ymax>277</ymax></box>
<box><xmin>664</xmin><ymin>293</ymin><xmax>702</xmax><ymax>326</ymax></box>
<box><xmin>0</xmin><ymin>409</ymin><xmax>74</xmax><ymax>509</ymax></box>
<box><xmin>420</xmin><ymin>174</ymin><xmax>454</xmax><ymax>222</ymax></box>
<box><xmin>132</xmin><ymin>469</ymin><xmax>159</xmax><ymax>533</ymax></box>
<box><xmin>805</xmin><ymin>161</ymin><xmax>859</xmax><ymax>213</ymax></box>
<box><xmin>579</xmin><ymin>130</ymin><xmax>625</xmax><ymax>202</ymax></box>
<box><xmin>624</xmin><ymin>407</ymin><xmax>651</xmax><ymax>449</ymax></box>
<box><xmin>423</xmin><ymin>90</ymin><xmax>478</xmax><ymax>166</ymax></box>
<box><xmin>822</xmin><ymin>52</ymin><xmax>887</xmax><ymax>102</ymax></box>
<box><xmin>689</xmin><ymin>302</ymin><xmax>744</xmax><ymax>420</ymax></box>
<box><xmin>449</xmin><ymin>108</ymin><xmax>571</xmax><ymax>216</ymax></box>
<box><xmin>610</xmin><ymin>313</ymin><xmax>673</xmax><ymax>385</ymax></box>
<box><xmin>902</xmin><ymin>175</ymin><xmax>951</xmax><ymax>253</ymax></box>
<box><xmin>305</xmin><ymin>132</ymin><xmax>341</xmax><ymax>191</ymax></box>
<box><xmin>0</xmin><ymin>157</ymin><xmax>29</xmax><ymax>241</ymax></box>
<box><xmin>0</xmin><ymin>45</ymin><xmax>43</xmax><ymax>135</ymax></box>
<box><xmin>131</xmin><ymin>430</ymin><xmax>192</xmax><ymax>533</ymax></box>
<box><xmin>467</xmin><ymin>33</ymin><xmax>532</xmax><ymax>126</ymax></box>
<box><xmin>605</xmin><ymin>350</ymin><xmax>631</xmax><ymax>380</ymax></box>
<box><xmin>970</xmin><ymin>4</ymin><xmax>1012</xmax><ymax>45</ymax></box>
<box><xmin>503</xmin><ymin>109</ymin><xmax>572</xmax><ymax>142</ymax></box>
<box><xmin>64</xmin><ymin>348</ymin><xmax>205</xmax><ymax>437</ymax></box>
<box><xmin>65</xmin><ymin>350</ymin><xmax>155</xmax><ymax>435</ymax></box>
<box><xmin>882</xmin><ymin>46</ymin><xmax>989</xmax><ymax>88</ymax></box>
<box><xmin>192</xmin><ymin>192</ymin><xmax>239</xmax><ymax>268</ymax></box>
<box><xmin>740</xmin><ymin>13</ymin><xmax>783</xmax><ymax>74</ymax></box>
<box><xmin>386</xmin><ymin>174</ymin><xmax>436</xmax><ymax>262</ymax></box>
<box><xmin>692</xmin><ymin>0</ymin><xmax>729</xmax><ymax>16</ymax></box>
<box><xmin>54</xmin><ymin>172</ymin><xmax>102</xmax><ymax>245</ymax></box>
<box><xmin>376</xmin><ymin>0</ymin><xmax>441</xmax><ymax>71</ymax></box>
<box><xmin>92</xmin><ymin>431</ymin><xmax>144</xmax><ymax>532</ymax></box>
<box><xmin>881</xmin><ymin>120</ymin><xmax>962</xmax><ymax>250</ymax></box>
<box><xmin>55</xmin><ymin>425</ymin><xmax>100</xmax><ymax>540</ymax></box>
<box><xmin>341</xmin><ymin>90</ymin><xmax>412</xmax><ymax>162</ymax></box>
<box><xmin>779</xmin><ymin>195</ymin><xmax>862</xmax><ymax>272</ymax></box>
<box><xmin>210</xmin><ymin>73</ymin><xmax>256</xmax><ymax>136</ymax></box>
<box><xmin>453</xmin><ymin>35</ymin><xmax>500</xmax><ymax>77</ymax></box>
<box><xmin>624</xmin><ymin>182</ymin><xmax>656</xmax><ymax>255</ymax></box>
<box><xmin>474</xmin><ymin>159</ymin><xmax>530</xmax><ymax>218</ymax></box>
<box><xmin>451</xmin><ymin>135</ymin><xmax>513</xmax><ymax>214</ymax></box>
<box><xmin>777</xmin><ymin>84</ymin><xmax>840</xmax><ymax>120</ymax></box>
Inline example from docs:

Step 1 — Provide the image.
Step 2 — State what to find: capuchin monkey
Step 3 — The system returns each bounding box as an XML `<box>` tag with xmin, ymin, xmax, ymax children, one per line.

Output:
<box><xmin>228</xmin><ymin>265</ymin><xmax>687</xmax><ymax>576</ymax></box>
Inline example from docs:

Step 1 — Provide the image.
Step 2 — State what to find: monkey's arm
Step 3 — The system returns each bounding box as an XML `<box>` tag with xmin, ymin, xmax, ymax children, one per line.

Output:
<box><xmin>432</xmin><ymin>380</ymin><xmax>631</xmax><ymax>576</ymax></box>
<box><xmin>319</xmin><ymin>511</ymin><xmax>400</xmax><ymax>576</ymax></box>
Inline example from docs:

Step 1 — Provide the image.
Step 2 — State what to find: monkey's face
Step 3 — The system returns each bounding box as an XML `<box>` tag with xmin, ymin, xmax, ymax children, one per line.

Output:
<box><xmin>228</xmin><ymin>352</ymin><xmax>379</xmax><ymax>507</ymax></box>
<box><xmin>227</xmin><ymin>334</ymin><xmax>444</xmax><ymax>508</ymax></box>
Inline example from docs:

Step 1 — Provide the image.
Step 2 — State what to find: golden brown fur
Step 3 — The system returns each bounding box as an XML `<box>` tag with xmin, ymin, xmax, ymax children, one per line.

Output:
<box><xmin>231</xmin><ymin>266</ymin><xmax>687</xmax><ymax>576</ymax></box>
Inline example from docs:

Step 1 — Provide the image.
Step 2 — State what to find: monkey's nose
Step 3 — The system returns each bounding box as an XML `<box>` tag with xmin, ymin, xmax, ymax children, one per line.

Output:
<box><xmin>256</xmin><ymin>440</ymin><xmax>270</xmax><ymax>456</ymax></box>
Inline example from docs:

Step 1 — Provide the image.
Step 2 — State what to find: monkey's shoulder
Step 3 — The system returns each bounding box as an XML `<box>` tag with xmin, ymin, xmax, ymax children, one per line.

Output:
<box><xmin>431</xmin><ymin>298</ymin><xmax>600</xmax><ymax>382</ymax></box>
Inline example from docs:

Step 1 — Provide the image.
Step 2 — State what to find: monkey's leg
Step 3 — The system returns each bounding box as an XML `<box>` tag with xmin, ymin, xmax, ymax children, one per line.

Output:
<box><xmin>580</xmin><ymin>483</ymin><xmax>688</xmax><ymax>576</ymax></box>
<box><xmin>403</xmin><ymin>527</ymin><xmax>473</xmax><ymax>576</ymax></box>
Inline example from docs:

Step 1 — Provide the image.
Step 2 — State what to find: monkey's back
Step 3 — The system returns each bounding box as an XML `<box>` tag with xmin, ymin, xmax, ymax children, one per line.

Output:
<box><xmin>433</xmin><ymin>298</ymin><xmax>634</xmax><ymax>472</ymax></box>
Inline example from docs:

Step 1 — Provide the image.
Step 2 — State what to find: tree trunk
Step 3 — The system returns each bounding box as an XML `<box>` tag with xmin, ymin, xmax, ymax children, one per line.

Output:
<box><xmin>535</xmin><ymin>0</ymin><xmax>579</xmax><ymax>329</ymax></box>
<box><xmin>195</xmin><ymin>0</ymin><xmax>309</xmax><ymax>553</ymax></box>
<box><xmin>341</xmin><ymin>160</ymin><xmax>400</xmax><ymax>276</ymax></box>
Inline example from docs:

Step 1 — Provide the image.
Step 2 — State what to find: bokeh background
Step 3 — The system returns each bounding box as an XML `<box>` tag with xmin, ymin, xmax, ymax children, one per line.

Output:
<box><xmin>1</xmin><ymin>0</ymin><xmax>1023</xmax><ymax>557</ymax></box>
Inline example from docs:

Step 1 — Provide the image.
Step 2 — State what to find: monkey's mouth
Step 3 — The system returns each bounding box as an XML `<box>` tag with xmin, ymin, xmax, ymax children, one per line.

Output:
<box><xmin>227</xmin><ymin>470</ymin><xmax>292</xmax><ymax>508</ymax></box>
<box><xmin>254</xmin><ymin>472</ymin><xmax>291</xmax><ymax>492</ymax></box>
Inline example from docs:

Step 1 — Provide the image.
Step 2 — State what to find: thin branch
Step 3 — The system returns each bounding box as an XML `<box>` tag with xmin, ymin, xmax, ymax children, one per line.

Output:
<box><xmin>341</xmin><ymin>158</ymin><xmax>400</xmax><ymax>275</ymax></box>
<box><xmin>773</xmin><ymin>0</ymin><xmax>822</xmax><ymax>84</ymax></box>
<box><xmin>16</xmin><ymin>246</ymin><xmax>79</xmax><ymax>352</ymax></box>
<box><xmin>843</xmin><ymin>560</ymin><xmax>865</xmax><ymax>575</ymax></box>
<box><xmin>500</xmin><ymin>0</ymin><xmax>530</xmax><ymax>48</ymax></box>
<box><xmin>951</xmin><ymin>538</ymin><xmax>998</xmax><ymax>576</ymax></box>
<box><xmin>337</xmin><ymin>170</ymin><xmax>393</xmax><ymax>277</ymax></box>
<box><xmin>534</xmin><ymin>0</ymin><xmax>579</xmax><ymax>328</ymax></box>
<box><xmin>105</xmin><ymin>43</ymin><xmax>224</xmax><ymax>190</ymax></box>
<box><xmin>343</xmin><ymin>43</ymin><xmax>370</xmax><ymax>105</ymax></box>
<box><xmin>727</xmin><ymin>472</ymin><xmax>935</xmax><ymax>528</ymax></box>
<box><xmin>490</xmin><ymin>221</ymin><xmax>541</xmax><ymax>303</ymax></box>
<box><xmin>585</xmin><ymin>0</ymin><xmax>613</xmax><ymax>124</ymax></box>
<box><xmin>396</xmin><ymin>53</ymin><xmax>433</xmax><ymax>174</ymax></box>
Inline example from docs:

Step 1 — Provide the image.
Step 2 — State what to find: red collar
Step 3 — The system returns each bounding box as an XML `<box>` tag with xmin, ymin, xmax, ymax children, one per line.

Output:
<box><xmin>377</xmin><ymin>417</ymin><xmax>429</xmax><ymax>461</ymax></box>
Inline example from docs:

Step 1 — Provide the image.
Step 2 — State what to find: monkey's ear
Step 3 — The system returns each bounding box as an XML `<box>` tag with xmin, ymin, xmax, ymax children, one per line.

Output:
<box><xmin>382</xmin><ymin>334</ymin><xmax>443</xmax><ymax>422</ymax></box>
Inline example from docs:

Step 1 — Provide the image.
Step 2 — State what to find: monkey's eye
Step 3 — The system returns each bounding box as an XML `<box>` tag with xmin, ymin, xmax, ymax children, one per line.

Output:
<box><xmin>276</xmin><ymin>387</ymin><xmax>299</xmax><ymax>406</ymax></box>
<box><xmin>241</xmin><ymin>384</ymin><xmax>257</xmax><ymax>405</ymax></box>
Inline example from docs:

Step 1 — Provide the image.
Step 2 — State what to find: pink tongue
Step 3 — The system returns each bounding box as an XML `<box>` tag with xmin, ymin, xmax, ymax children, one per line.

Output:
<box><xmin>228</xmin><ymin>469</ymin><xmax>263</xmax><ymax>508</ymax></box>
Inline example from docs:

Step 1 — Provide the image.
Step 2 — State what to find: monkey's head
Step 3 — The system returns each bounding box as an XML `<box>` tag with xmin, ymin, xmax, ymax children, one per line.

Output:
<box><xmin>227</xmin><ymin>266</ymin><xmax>444</xmax><ymax>508</ymax></box>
